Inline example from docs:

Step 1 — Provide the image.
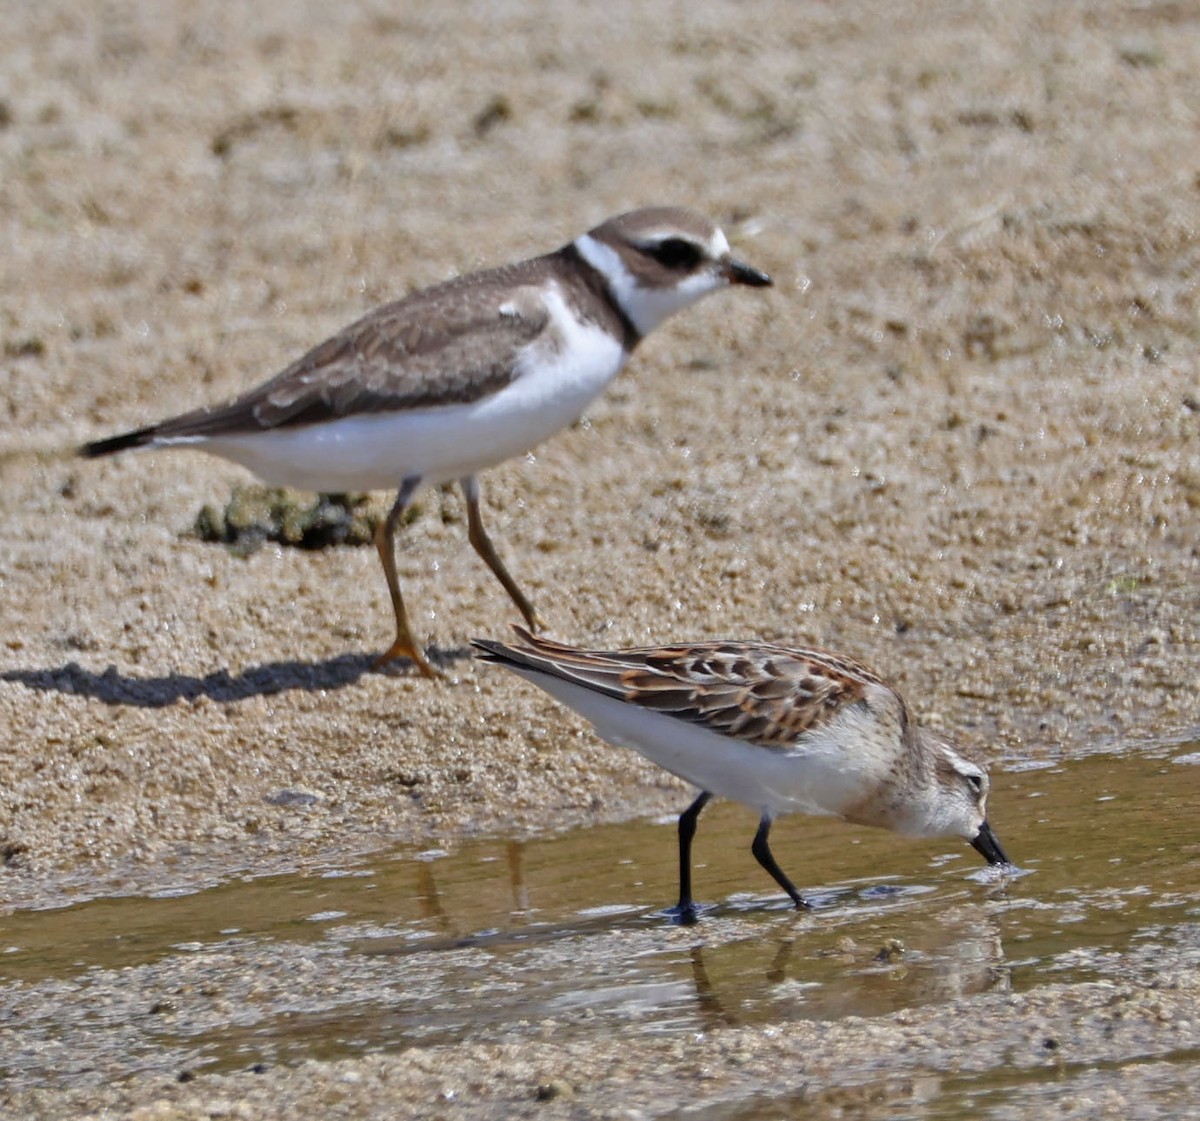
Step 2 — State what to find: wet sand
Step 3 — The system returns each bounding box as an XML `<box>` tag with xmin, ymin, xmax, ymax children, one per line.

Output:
<box><xmin>1</xmin><ymin>0</ymin><xmax>1199</xmax><ymax>1115</ymax></box>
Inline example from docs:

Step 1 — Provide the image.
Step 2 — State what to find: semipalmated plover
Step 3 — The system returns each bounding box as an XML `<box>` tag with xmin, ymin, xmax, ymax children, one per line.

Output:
<box><xmin>474</xmin><ymin>628</ymin><xmax>1011</xmax><ymax>922</ymax></box>
<box><xmin>81</xmin><ymin>207</ymin><xmax>772</xmax><ymax>674</ymax></box>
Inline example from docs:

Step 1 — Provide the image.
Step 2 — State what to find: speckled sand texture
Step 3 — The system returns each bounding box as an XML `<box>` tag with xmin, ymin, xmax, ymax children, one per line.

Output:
<box><xmin>1</xmin><ymin>0</ymin><xmax>1199</xmax><ymax>1116</ymax></box>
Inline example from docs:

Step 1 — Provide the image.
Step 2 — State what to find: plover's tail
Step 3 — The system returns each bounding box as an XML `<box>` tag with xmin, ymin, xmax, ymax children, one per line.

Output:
<box><xmin>79</xmin><ymin>425</ymin><xmax>160</xmax><ymax>458</ymax></box>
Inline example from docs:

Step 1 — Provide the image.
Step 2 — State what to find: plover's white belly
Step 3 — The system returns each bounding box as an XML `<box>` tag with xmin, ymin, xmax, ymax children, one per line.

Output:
<box><xmin>518</xmin><ymin>671</ymin><xmax>888</xmax><ymax>822</ymax></box>
<box><xmin>189</xmin><ymin>311</ymin><xmax>627</xmax><ymax>494</ymax></box>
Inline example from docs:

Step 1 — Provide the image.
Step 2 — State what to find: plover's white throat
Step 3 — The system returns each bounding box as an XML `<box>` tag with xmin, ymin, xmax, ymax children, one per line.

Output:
<box><xmin>474</xmin><ymin>628</ymin><xmax>1011</xmax><ymax>923</ymax></box>
<box><xmin>81</xmin><ymin>208</ymin><xmax>772</xmax><ymax>674</ymax></box>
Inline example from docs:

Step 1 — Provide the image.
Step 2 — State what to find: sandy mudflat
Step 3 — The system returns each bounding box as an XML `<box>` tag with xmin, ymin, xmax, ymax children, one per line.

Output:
<box><xmin>1</xmin><ymin>0</ymin><xmax>1199</xmax><ymax>1116</ymax></box>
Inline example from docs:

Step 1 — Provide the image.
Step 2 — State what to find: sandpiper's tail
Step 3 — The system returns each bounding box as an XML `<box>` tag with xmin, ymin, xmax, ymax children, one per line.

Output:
<box><xmin>79</xmin><ymin>425</ymin><xmax>160</xmax><ymax>458</ymax></box>
<box><xmin>471</xmin><ymin>628</ymin><xmax>540</xmax><ymax>671</ymax></box>
<box><xmin>471</xmin><ymin>627</ymin><xmax>631</xmax><ymax>702</ymax></box>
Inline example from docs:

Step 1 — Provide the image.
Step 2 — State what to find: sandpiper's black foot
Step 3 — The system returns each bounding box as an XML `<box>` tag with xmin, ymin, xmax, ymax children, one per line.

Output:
<box><xmin>752</xmin><ymin>815</ymin><xmax>811</xmax><ymax>912</ymax></box>
<box><xmin>668</xmin><ymin>902</ymin><xmax>702</xmax><ymax>926</ymax></box>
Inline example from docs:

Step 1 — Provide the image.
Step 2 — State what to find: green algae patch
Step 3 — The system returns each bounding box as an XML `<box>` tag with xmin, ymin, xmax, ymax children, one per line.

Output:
<box><xmin>191</xmin><ymin>486</ymin><xmax>390</xmax><ymax>556</ymax></box>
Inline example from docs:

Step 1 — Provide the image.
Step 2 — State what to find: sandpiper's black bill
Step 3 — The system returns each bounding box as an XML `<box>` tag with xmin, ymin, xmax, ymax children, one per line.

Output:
<box><xmin>724</xmin><ymin>258</ymin><xmax>773</xmax><ymax>287</ymax></box>
<box><xmin>970</xmin><ymin>819</ymin><xmax>1011</xmax><ymax>866</ymax></box>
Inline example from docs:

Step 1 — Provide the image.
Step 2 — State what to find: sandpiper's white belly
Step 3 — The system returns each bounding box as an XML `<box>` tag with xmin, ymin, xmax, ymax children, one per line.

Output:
<box><xmin>516</xmin><ymin>671</ymin><xmax>892</xmax><ymax>821</ymax></box>
<box><xmin>184</xmin><ymin>294</ymin><xmax>627</xmax><ymax>493</ymax></box>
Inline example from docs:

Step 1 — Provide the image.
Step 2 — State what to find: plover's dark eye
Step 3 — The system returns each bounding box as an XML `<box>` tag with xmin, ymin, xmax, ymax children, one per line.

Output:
<box><xmin>649</xmin><ymin>238</ymin><xmax>703</xmax><ymax>270</ymax></box>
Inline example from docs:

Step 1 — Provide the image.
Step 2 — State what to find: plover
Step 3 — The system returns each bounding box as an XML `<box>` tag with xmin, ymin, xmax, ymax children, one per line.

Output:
<box><xmin>81</xmin><ymin>207</ymin><xmax>772</xmax><ymax>674</ymax></box>
<box><xmin>474</xmin><ymin>628</ymin><xmax>1011</xmax><ymax>922</ymax></box>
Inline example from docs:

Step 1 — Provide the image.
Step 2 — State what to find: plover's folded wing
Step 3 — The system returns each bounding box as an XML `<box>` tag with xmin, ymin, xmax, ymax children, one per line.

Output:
<box><xmin>90</xmin><ymin>275</ymin><xmax>553</xmax><ymax>453</ymax></box>
<box><xmin>248</xmin><ymin>279</ymin><xmax>551</xmax><ymax>427</ymax></box>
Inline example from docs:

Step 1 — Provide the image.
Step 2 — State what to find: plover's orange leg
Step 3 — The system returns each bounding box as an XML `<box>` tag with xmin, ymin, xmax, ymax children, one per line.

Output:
<box><xmin>374</xmin><ymin>477</ymin><xmax>438</xmax><ymax>676</ymax></box>
<box><xmin>460</xmin><ymin>475</ymin><xmax>544</xmax><ymax>631</ymax></box>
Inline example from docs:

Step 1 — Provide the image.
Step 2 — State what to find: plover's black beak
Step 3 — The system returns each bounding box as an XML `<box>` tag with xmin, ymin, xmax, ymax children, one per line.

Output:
<box><xmin>723</xmin><ymin>257</ymin><xmax>773</xmax><ymax>287</ymax></box>
<box><xmin>970</xmin><ymin>820</ymin><xmax>1011</xmax><ymax>866</ymax></box>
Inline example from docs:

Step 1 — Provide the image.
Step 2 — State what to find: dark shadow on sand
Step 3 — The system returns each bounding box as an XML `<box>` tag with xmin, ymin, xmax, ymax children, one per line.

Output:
<box><xmin>0</xmin><ymin>646</ymin><xmax>473</xmax><ymax>707</ymax></box>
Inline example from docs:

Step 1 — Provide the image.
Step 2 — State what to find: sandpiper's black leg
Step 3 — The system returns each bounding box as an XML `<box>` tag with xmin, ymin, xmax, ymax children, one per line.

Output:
<box><xmin>672</xmin><ymin>791</ymin><xmax>713</xmax><ymax>924</ymax></box>
<box><xmin>751</xmin><ymin>816</ymin><xmax>809</xmax><ymax>910</ymax></box>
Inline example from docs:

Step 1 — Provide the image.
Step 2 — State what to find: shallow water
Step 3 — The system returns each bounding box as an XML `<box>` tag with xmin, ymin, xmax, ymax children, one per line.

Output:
<box><xmin>2</xmin><ymin>741</ymin><xmax>1199</xmax><ymax>1096</ymax></box>
<box><xmin>686</xmin><ymin>1048</ymin><xmax>1200</xmax><ymax>1121</ymax></box>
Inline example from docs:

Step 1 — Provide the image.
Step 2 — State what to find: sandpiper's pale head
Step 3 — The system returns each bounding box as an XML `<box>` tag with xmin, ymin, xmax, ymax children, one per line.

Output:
<box><xmin>573</xmin><ymin>206</ymin><xmax>772</xmax><ymax>337</ymax></box>
<box><xmin>903</xmin><ymin>735</ymin><xmax>1009</xmax><ymax>865</ymax></box>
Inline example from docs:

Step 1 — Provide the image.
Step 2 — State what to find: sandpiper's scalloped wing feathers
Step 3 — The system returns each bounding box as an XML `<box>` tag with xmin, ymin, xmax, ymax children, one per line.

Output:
<box><xmin>473</xmin><ymin>627</ymin><xmax>885</xmax><ymax>749</ymax></box>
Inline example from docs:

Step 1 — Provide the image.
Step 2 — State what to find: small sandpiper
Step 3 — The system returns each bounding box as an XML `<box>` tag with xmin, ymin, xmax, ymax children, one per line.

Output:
<box><xmin>81</xmin><ymin>208</ymin><xmax>772</xmax><ymax>674</ymax></box>
<box><xmin>474</xmin><ymin>627</ymin><xmax>1011</xmax><ymax>922</ymax></box>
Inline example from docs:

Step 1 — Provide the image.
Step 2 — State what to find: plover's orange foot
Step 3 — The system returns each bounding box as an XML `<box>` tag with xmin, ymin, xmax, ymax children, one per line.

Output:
<box><xmin>373</xmin><ymin>640</ymin><xmax>440</xmax><ymax>678</ymax></box>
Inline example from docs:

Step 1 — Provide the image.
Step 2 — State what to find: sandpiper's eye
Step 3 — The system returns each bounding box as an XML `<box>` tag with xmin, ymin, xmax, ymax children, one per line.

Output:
<box><xmin>649</xmin><ymin>238</ymin><xmax>703</xmax><ymax>270</ymax></box>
